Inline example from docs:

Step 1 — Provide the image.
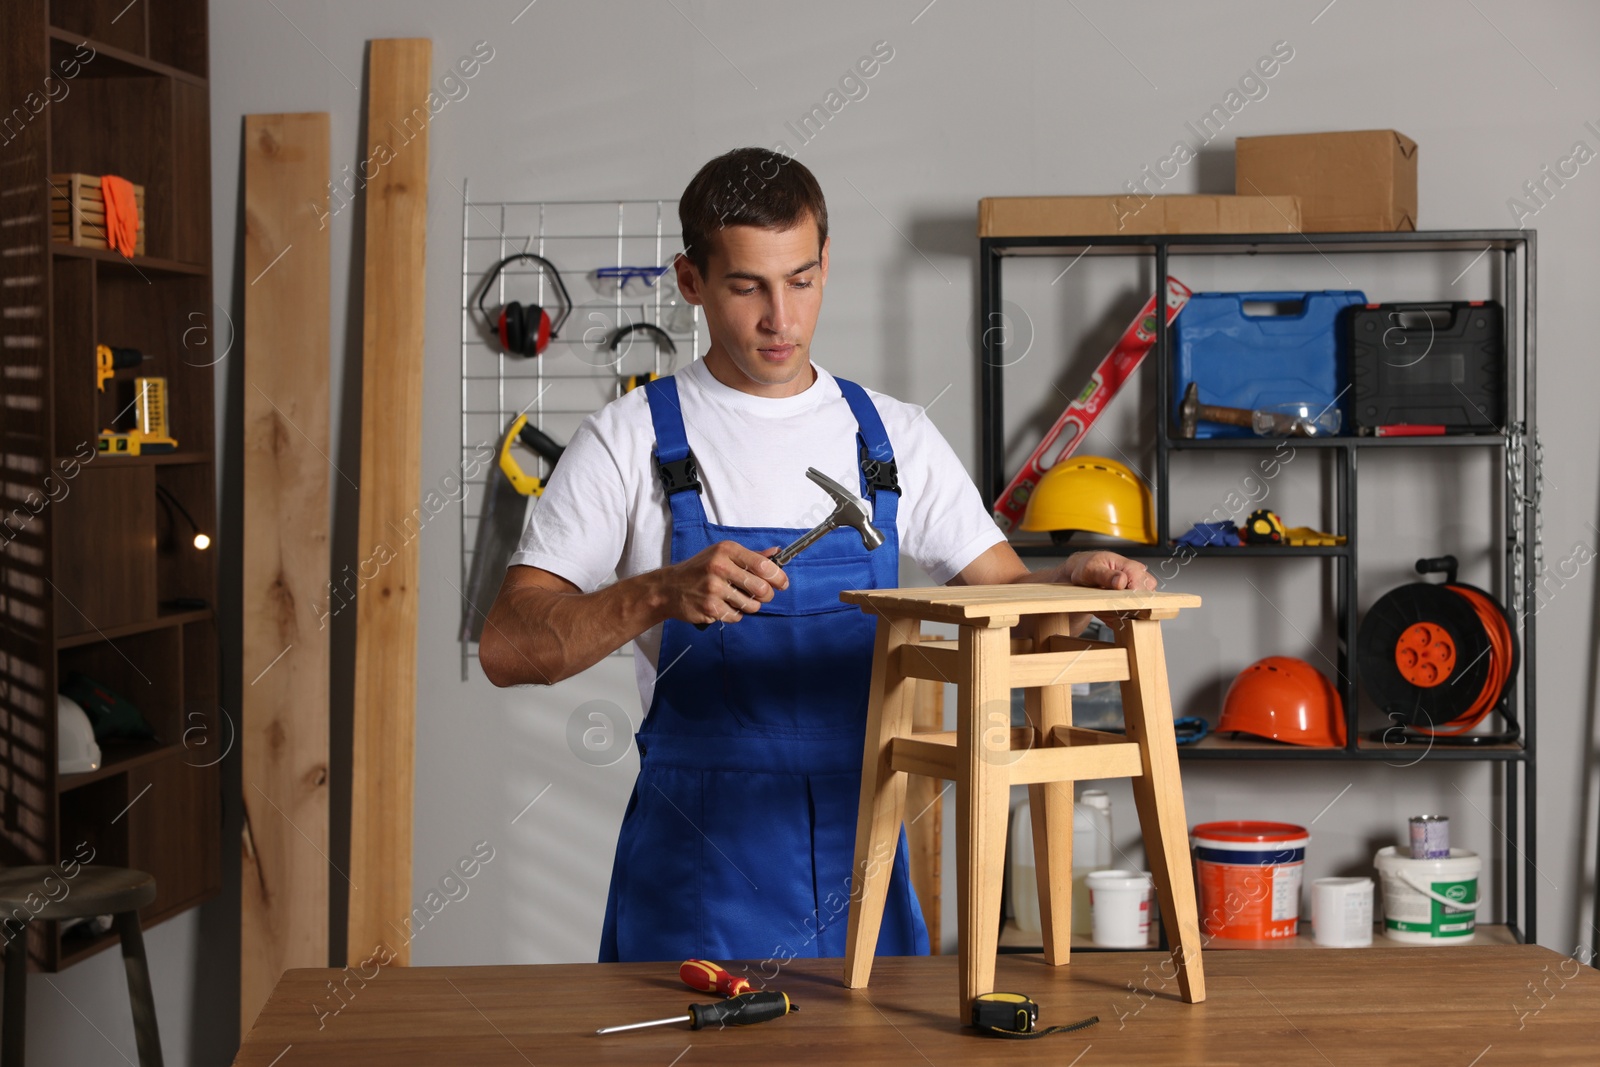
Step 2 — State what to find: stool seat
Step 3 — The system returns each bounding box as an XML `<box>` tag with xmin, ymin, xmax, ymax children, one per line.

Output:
<box><xmin>0</xmin><ymin>865</ymin><xmax>156</xmax><ymax>921</ymax></box>
<box><xmin>840</xmin><ymin>583</ymin><xmax>1206</xmax><ymax>1018</ymax></box>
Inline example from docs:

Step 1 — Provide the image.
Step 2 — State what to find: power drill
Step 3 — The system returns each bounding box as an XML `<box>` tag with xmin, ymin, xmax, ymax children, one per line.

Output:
<box><xmin>96</xmin><ymin>344</ymin><xmax>148</xmax><ymax>392</ymax></box>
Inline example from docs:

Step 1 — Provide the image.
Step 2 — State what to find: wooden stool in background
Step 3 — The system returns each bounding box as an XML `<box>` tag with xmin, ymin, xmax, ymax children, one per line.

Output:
<box><xmin>0</xmin><ymin>866</ymin><xmax>163</xmax><ymax>1067</ymax></box>
<box><xmin>840</xmin><ymin>584</ymin><xmax>1205</xmax><ymax>1016</ymax></box>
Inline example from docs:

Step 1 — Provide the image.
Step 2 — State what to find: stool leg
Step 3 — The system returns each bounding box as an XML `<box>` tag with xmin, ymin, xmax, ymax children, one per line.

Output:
<box><xmin>3</xmin><ymin>920</ymin><xmax>27</xmax><ymax>1067</ymax></box>
<box><xmin>115</xmin><ymin>912</ymin><xmax>164</xmax><ymax>1067</ymax></box>
<box><xmin>843</xmin><ymin>616</ymin><xmax>919</xmax><ymax>989</ymax></box>
<box><xmin>1026</xmin><ymin>613</ymin><xmax>1077</xmax><ymax>965</ymax></box>
<box><xmin>956</xmin><ymin>623</ymin><xmax>1011</xmax><ymax>1013</ymax></box>
<box><xmin>1115</xmin><ymin>616</ymin><xmax>1206</xmax><ymax>1003</ymax></box>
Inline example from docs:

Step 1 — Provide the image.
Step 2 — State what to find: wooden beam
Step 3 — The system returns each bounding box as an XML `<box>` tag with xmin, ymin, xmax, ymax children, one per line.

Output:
<box><xmin>349</xmin><ymin>38</ymin><xmax>431</xmax><ymax>968</ymax></box>
<box><xmin>241</xmin><ymin>112</ymin><xmax>331</xmax><ymax>1029</ymax></box>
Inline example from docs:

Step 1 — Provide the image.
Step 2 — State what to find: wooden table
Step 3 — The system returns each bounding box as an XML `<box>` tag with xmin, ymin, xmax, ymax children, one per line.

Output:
<box><xmin>235</xmin><ymin>947</ymin><xmax>1599</xmax><ymax>1065</ymax></box>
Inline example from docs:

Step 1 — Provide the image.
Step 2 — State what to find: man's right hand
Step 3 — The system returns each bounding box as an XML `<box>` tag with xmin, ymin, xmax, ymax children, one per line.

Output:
<box><xmin>660</xmin><ymin>541</ymin><xmax>790</xmax><ymax>626</ymax></box>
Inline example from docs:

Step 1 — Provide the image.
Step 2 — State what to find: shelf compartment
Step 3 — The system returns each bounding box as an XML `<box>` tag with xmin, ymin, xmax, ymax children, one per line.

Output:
<box><xmin>48</xmin><ymin>3</ymin><xmax>145</xmax><ymax>58</ymax></box>
<box><xmin>51</xmin><ymin>463</ymin><xmax>157</xmax><ymax>635</ymax></box>
<box><xmin>58</xmin><ymin>624</ymin><xmax>181</xmax><ymax>745</ymax></box>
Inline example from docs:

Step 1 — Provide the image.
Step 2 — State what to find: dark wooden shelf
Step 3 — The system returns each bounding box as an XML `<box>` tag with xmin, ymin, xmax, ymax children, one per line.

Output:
<box><xmin>58</xmin><ymin>450</ymin><xmax>213</xmax><ymax>468</ymax></box>
<box><xmin>47</xmin><ymin>26</ymin><xmax>206</xmax><ymax>86</ymax></box>
<box><xmin>52</xmin><ymin>242</ymin><xmax>208</xmax><ymax>277</ymax></box>
<box><xmin>58</xmin><ymin>739</ymin><xmax>181</xmax><ymax>790</ymax></box>
<box><xmin>57</xmin><ymin>607</ymin><xmax>212</xmax><ymax>649</ymax></box>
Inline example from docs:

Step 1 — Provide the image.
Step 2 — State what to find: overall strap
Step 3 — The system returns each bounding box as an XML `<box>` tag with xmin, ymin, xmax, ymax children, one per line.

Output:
<box><xmin>834</xmin><ymin>377</ymin><xmax>900</xmax><ymax>527</ymax></box>
<box><xmin>643</xmin><ymin>376</ymin><xmax>708</xmax><ymax>528</ymax></box>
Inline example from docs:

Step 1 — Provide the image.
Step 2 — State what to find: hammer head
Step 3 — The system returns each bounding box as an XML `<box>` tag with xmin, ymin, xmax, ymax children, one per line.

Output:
<box><xmin>806</xmin><ymin>467</ymin><xmax>884</xmax><ymax>550</ymax></box>
<box><xmin>1179</xmin><ymin>382</ymin><xmax>1200</xmax><ymax>439</ymax></box>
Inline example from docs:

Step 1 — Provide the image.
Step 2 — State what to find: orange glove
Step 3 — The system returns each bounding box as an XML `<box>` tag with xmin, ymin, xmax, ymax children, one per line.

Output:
<box><xmin>100</xmin><ymin>175</ymin><xmax>139</xmax><ymax>257</ymax></box>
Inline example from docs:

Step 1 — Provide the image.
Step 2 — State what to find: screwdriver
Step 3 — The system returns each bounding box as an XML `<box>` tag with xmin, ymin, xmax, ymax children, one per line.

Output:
<box><xmin>596</xmin><ymin>991</ymin><xmax>798</xmax><ymax>1035</ymax></box>
<box><xmin>680</xmin><ymin>958</ymin><xmax>751</xmax><ymax>997</ymax></box>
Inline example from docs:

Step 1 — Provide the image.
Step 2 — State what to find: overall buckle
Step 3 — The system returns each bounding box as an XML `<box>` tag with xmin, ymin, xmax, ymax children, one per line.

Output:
<box><xmin>656</xmin><ymin>452</ymin><xmax>702</xmax><ymax>495</ymax></box>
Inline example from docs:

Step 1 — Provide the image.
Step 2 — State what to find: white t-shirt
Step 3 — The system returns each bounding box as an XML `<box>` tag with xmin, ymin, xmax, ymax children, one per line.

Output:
<box><xmin>507</xmin><ymin>357</ymin><xmax>1006</xmax><ymax>710</ymax></box>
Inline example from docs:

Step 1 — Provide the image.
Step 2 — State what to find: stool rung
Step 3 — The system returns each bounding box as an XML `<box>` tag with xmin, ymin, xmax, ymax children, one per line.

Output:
<box><xmin>895</xmin><ymin>642</ymin><xmax>1129</xmax><ymax>688</ymax></box>
<box><xmin>886</xmin><ymin>730</ymin><xmax>1145</xmax><ymax>784</ymax></box>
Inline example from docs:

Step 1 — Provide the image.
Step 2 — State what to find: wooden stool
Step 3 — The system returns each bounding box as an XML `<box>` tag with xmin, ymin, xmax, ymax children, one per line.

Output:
<box><xmin>840</xmin><ymin>584</ymin><xmax>1205</xmax><ymax>1015</ymax></box>
<box><xmin>0</xmin><ymin>866</ymin><xmax>163</xmax><ymax>1067</ymax></box>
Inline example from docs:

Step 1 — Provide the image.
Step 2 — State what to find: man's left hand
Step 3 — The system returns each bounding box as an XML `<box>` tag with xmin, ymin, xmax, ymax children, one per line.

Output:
<box><xmin>1061</xmin><ymin>550</ymin><xmax>1156</xmax><ymax>592</ymax></box>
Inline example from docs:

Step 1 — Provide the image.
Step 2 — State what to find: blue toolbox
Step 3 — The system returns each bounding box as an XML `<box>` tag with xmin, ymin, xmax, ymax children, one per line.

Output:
<box><xmin>1172</xmin><ymin>290</ymin><xmax>1366</xmax><ymax>437</ymax></box>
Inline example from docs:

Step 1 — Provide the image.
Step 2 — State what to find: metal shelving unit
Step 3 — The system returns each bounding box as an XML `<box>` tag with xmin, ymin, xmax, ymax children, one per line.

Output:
<box><xmin>978</xmin><ymin>228</ymin><xmax>1538</xmax><ymax>941</ymax></box>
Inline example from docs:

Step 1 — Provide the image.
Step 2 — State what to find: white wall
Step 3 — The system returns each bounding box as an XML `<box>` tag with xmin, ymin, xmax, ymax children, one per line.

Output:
<box><xmin>37</xmin><ymin>2</ymin><xmax>1599</xmax><ymax>1063</ymax></box>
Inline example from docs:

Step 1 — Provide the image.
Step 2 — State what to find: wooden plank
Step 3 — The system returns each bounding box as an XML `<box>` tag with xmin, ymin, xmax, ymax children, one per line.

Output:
<box><xmin>236</xmin><ymin>948</ymin><xmax>1600</xmax><ymax>1065</ymax></box>
<box><xmin>349</xmin><ymin>38</ymin><xmax>431</xmax><ymax>968</ymax></box>
<box><xmin>841</xmin><ymin>616</ymin><xmax>917</xmax><ymax>989</ymax></box>
<box><xmin>240</xmin><ymin>112</ymin><xmax>332</xmax><ymax>1029</ymax></box>
<box><xmin>905</xmin><ymin>679</ymin><xmax>943</xmax><ymax>953</ymax></box>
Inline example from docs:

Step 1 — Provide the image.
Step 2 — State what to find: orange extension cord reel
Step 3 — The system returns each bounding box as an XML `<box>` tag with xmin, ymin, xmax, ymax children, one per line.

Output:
<box><xmin>1358</xmin><ymin>555</ymin><xmax>1519</xmax><ymax>739</ymax></box>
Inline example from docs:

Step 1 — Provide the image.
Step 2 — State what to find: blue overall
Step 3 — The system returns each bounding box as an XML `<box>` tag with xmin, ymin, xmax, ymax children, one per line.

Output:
<box><xmin>598</xmin><ymin>374</ymin><xmax>929</xmax><ymax>964</ymax></box>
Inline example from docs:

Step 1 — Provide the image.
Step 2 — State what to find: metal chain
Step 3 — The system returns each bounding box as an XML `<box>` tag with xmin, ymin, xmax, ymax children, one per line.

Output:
<box><xmin>1508</xmin><ymin>424</ymin><xmax>1525</xmax><ymax>616</ymax></box>
<box><xmin>1505</xmin><ymin>424</ymin><xmax>1545</xmax><ymax>618</ymax></box>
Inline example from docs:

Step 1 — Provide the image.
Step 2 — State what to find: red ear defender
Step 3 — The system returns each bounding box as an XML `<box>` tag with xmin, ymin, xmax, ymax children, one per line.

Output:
<box><xmin>478</xmin><ymin>253</ymin><xmax>572</xmax><ymax>357</ymax></box>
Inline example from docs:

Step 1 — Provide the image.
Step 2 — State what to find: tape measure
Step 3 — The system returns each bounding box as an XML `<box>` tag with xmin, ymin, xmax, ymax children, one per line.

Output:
<box><xmin>969</xmin><ymin>993</ymin><xmax>1098</xmax><ymax>1039</ymax></box>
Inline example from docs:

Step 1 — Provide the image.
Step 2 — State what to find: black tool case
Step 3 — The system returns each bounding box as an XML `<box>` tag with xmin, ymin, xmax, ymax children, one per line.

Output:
<box><xmin>1348</xmin><ymin>301</ymin><xmax>1506</xmax><ymax>432</ymax></box>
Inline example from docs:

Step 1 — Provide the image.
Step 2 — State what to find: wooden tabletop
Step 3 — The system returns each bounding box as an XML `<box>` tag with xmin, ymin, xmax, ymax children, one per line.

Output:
<box><xmin>841</xmin><ymin>583</ymin><xmax>1200</xmax><ymax>624</ymax></box>
<box><xmin>236</xmin><ymin>946</ymin><xmax>1596</xmax><ymax>1065</ymax></box>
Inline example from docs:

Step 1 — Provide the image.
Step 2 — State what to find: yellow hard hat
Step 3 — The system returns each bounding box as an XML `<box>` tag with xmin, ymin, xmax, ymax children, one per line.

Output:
<box><xmin>1019</xmin><ymin>456</ymin><xmax>1154</xmax><ymax>544</ymax></box>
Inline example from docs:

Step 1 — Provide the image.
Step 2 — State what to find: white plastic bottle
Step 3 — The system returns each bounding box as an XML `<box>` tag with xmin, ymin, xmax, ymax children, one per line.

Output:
<box><xmin>1009</xmin><ymin>789</ymin><xmax>1114</xmax><ymax>937</ymax></box>
<box><xmin>1073</xmin><ymin>789</ymin><xmax>1113</xmax><ymax>936</ymax></box>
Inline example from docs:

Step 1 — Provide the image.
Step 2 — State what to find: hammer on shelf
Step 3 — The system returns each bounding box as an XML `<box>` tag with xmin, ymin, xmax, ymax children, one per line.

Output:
<box><xmin>695</xmin><ymin>467</ymin><xmax>882</xmax><ymax>629</ymax></box>
<box><xmin>1178</xmin><ymin>382</ymin><xmax>1322</xmax><ymax>438</ymax></box>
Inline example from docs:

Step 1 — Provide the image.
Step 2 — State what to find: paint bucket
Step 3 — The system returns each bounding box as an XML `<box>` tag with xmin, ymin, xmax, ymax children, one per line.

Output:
<box><xmin>1374</xmin><ymin>846</ymin><xmax>1481</xmax><ymax>943</ymax></box>
<box><xmin>1192</xmin><ymin>821</ymin><xmax>1308</xmax><ymax>940</ymax></box>
<box><xmin>1087</xmin><ymin>869</ymin><xmax>1152</xmax><ymax>948</ymax></box>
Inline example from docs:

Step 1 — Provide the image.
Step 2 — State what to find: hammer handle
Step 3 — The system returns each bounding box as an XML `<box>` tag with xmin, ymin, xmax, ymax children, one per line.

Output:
<box><xmin>774</xmin><ymin>523</ymin><xmax>830</xmax><ymax>567</ymax></box>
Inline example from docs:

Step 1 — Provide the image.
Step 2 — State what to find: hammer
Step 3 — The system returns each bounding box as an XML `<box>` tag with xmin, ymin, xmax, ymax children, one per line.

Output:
<box><xmin>1178</xmin><ymin>383</ymin><xmax>1257</xmax><ymax>438</ymax></box>
<box><xmin>694</xmin><ymin>468</ymin><xmax>882</xmax><ymax>628</ymax></box>
<box><xmin>774</xmin><ymin>467</ymin><xmax>883</xmax><ymax>564</ymax></box>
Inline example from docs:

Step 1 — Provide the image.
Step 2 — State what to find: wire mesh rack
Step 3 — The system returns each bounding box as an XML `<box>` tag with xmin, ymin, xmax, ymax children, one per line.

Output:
<box><xmin>457</xmin><ymin>184</ymin><xmax>700</xmax><ymax>678</ymax></box>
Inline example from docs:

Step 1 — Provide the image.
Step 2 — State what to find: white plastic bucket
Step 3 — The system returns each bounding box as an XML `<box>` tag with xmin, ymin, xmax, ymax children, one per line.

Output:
<box><xmin>1087</xmin><ymin>869</ymin><xmax>1152</xmax><ymax>947</ymax></box>
<box><xmin>1374</xmin><ymin>846</ymin><xmax>1481</xmax><ymax>944</ymax></box>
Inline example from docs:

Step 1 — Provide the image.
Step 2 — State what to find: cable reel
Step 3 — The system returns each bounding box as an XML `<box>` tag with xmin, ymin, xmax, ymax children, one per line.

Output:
<box><xmin>1357</xmin><ymin>555</ymin><xmax>1519</xmax><ymax>742</ymax></box>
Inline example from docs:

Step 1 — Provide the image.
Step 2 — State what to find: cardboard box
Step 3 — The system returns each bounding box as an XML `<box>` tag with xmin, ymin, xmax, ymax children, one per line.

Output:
<box><xmin>977</xmin><ymin>194</ymin><xmax>1300</xmax><ymax>238</ymax></box>
<box><xmin>1235</xmin><ymin>130</ymin><xmax>1417</xmax><ymax>232</ymax></box>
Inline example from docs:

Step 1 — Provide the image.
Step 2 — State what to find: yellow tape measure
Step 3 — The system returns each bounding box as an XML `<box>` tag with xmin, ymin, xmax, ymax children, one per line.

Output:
<box><xmin>970</xmin><ymin>993</ymin><xmax>1098</xmax><ymax>1039</ymax></box>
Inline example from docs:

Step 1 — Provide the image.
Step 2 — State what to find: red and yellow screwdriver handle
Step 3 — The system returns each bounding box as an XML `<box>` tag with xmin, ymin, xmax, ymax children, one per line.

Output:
<box><xmin>680</xmin><ymin>959</ymin><xmax>751</xmax><ymax>998</ymax></box>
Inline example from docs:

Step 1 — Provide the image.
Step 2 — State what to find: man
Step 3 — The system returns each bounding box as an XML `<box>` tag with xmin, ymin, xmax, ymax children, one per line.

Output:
<box><xmin>481</xmin><ymin>147</ymin><xmax>1154</xmax><ymax>964</ymax></box>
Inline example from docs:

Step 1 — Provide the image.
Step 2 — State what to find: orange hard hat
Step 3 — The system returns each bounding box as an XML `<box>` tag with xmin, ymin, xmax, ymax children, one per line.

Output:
<box><xmin>1220</xmin><ymin>656</ymin><xmax>1346</xmax><ymax>747</ymax></box>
